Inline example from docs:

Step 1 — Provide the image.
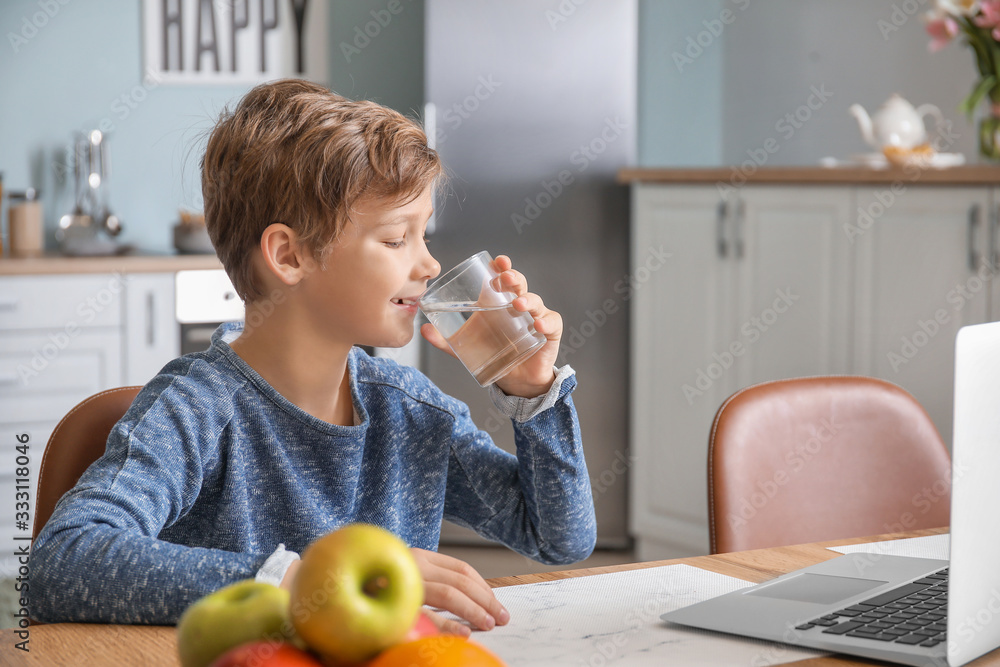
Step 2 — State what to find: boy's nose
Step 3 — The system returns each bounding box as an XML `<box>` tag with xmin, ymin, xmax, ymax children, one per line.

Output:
<box><xmin>420</xmin><ymin>248</ymin><xmax>441</xmax><ymax>281</ymax></box>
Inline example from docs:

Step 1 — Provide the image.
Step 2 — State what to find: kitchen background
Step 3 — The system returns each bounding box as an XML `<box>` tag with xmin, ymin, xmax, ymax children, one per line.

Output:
<box><xmin>0</xmin><ymin>0</ymin><xmax>985</xmax><ymax>627</ymax></box>
<box><xmin>0</xmin><ymin>0</ymin><xmax>978</xmax><ymax>245</ymax></box>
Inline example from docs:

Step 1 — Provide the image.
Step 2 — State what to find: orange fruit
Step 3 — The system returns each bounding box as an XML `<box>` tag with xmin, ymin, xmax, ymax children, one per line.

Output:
<box><xmin>366</xmin><ymin>635</ymin><xmax>507</xmax><ymax>667</ymax></box>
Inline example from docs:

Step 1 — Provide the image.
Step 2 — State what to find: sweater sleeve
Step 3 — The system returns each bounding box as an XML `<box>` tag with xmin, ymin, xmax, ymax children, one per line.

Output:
<box><xmin>30</xmin><ymin>377</ymin><xmax>271</xmax><ymax>625</ymax></box>
<box><xmin>441</xmin><ymin>366</ymin><xmax>596</xmax><ymax>565</ymax></box>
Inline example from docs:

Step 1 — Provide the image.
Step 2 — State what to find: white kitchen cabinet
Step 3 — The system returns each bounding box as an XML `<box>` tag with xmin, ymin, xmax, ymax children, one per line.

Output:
<box><xmin>0</xmin><ymin>275</ymin><xmax>128</xmax><ymax>578</ymax></box>
<box><xmin>629</xmin><ymin>184</ymin><xmax>852</xmax><ymax>559</ymax></box>
<box><xmin>125</xmin><ymin>272</ymin><xmax>180</xmax><ymax>385</ymax></box>
<box><xmin>629</xmin><ymin>180</ymin><xmax>995</xmax><ymax>560</ymax></box>
<box><xmin>629</xmin><ymin>185</ymin><xmax>735</xmax><ymax>558</ymax></box>
<box><xmin>853</xmin><ymin>187</ymin><xmax>992</xmax><ymax>450</ymax></box>
<box><xmin>731</xmin><ymin>187</ymin><xmax>853</xmax><ymax>387</ymax></box>
<box><xmin>0</xmin><ymin>270</ymin><xmax>182</xmax><ymax>577</ymax></box>
<box><xmin>0</xmin><ymin>330</ymin><xmax>122</xmax><ymax>578</ymax></box>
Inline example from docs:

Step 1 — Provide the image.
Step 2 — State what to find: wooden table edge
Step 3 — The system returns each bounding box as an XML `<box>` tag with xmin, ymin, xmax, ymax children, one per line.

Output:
<box><xmin>3</xmin><ymin>528</ymin><xmax>964</xmax><ymax>667</ymax></box>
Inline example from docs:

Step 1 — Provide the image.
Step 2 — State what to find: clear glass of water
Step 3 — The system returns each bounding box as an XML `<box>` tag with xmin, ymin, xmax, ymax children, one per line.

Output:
<box><xmin>418</xmin><ymin>251</ymin><xmax>546</xmax><ymax>386</ymax></box>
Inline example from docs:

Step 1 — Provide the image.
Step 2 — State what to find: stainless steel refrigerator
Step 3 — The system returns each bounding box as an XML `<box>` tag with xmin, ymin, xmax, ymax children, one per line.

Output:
<box><xmin>423</xmin><ymin>0</ymin><xmax>636</xmax><ymax>549</ymax></box>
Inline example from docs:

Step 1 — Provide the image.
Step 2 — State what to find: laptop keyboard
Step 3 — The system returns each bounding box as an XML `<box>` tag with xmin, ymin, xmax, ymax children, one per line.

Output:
<box><xmin>796</xmin><ymin>568</ymin><xmax>948</xmax><ymax>648</ymax></box>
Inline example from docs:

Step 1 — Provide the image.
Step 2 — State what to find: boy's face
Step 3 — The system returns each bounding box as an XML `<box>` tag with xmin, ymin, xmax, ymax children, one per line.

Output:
<box><xmin>300</xmin><ymin>184</ymin><xmax>440</xmax><ymax>349</ymax></box>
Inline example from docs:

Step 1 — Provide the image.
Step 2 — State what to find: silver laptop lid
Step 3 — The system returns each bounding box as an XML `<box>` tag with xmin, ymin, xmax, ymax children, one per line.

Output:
<box><xmin>948</xmin><ymin>321</ymin><xmax>1000</xmax><ymax>666</ymax></box>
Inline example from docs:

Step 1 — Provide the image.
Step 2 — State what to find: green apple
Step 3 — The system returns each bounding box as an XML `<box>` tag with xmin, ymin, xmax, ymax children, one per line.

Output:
<box><xmin>177</xmin><ymin>579</ymin><xmax>298</xmax><ymax>667</ymax></box>
<box><xmin>290</xmin><ymin>524</ymin><xmax>424</xmax><ymax>664</ymax></box>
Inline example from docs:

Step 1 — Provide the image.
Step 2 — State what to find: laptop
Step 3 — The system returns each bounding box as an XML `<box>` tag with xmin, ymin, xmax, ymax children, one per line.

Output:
<box><xmin>661</xmin><ymin>321</ymin><xmax>1000</xmax><ymax>667</ymax></box>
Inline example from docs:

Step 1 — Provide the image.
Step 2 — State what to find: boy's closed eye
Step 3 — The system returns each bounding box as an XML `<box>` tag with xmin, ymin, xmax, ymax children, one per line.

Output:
<box><xmin>383</xmin><ymin>235</ymin><xmax>430</xmax><ymax>249</ymax></box>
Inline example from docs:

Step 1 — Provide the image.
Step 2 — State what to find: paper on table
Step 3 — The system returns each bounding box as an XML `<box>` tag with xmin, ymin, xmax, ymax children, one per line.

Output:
<box><xmin>827</xmin><ymin>533</ymin><xmax>950</xmax><ymax>560</ymax></box>
<box><xmin>453</xmin><ymin>564</ymin><xmax>825</xmax><ymax>666</ymax></box>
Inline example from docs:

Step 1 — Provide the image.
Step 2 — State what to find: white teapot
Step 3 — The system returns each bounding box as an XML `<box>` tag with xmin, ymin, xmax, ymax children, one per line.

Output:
<box><xmin>849</xmin><ymin>94</ymin><xmax>944</xmax><ymax>151</ymax></box>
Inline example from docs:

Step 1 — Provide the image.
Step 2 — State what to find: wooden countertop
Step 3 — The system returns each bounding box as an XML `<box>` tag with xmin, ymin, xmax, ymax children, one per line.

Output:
<box><xmin>5</xmin><ymin>528</ymin><xmax>963</xmax><ymax>667</ymax></box>
<box><xmin>0</xmin><ymin>253</ymin><xmax>223</xmax><ymax>276</ymax></box>
<box><xmin>617</xmin><ymin>165</ymin><xmax>1000</xmax><ymax>185</ymax></box>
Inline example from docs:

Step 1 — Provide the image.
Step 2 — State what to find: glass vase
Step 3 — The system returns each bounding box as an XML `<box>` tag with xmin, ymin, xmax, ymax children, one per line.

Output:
<box><xmin>979</xmin><ymin>102</ymin><xmax>1000</xmax><ymax>161</ymax></box>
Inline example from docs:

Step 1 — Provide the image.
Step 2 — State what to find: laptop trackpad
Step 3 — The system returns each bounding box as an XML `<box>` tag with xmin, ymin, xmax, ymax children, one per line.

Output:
<box><xmin>745</xmin><ymin>573</ymin><xmax>889</xmax><ymax>605</ymax></box>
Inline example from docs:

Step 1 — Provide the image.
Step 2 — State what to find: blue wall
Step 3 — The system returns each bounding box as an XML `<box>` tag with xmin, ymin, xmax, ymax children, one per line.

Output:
<box><xmin>0</xmin><ymin>3</ymin><xmax>247</xmax><ymax>253</ymax></box>
<box><xmin>0</xmin><ymin>1</ymin><xmax>424</xmax><ymax>254</ymax></box>
<box><xmin>638</xmin><ymin>0</ymin><xmax>723</xmax><ymax>167</ymax></box>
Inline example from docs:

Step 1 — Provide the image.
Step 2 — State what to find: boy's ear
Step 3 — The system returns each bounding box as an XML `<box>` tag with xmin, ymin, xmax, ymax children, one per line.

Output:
<box><xmin>258</xmin><ymin>223</ymin><xmax>313</xmax><ymax>287</ymax></box>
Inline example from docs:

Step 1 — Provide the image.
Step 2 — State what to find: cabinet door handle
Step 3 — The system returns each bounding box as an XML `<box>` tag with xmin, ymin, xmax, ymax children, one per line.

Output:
<box><xmin>969</xmin><ymin>203</ymin><xmax>982</xmax><ymax>272</ymax></box>
<box><xmin>146</xmin><ymin>292</ymin><xmax>155</xmax><ymax>347</ymax></box>
<box><xmin>734</xmin><ymin>198</ymin><xmax>746</xmax><ymax>260</ymax></box>
<box><xmin>992</xmin><ymin>204</ymin><xmax>999</xmax><ymax>268</ymax></box>
<box><xmin>0</xmin><ymin>298</ymin><xmax>19</xmax><ymax>311</ymax></box>
<box><xmin>716</xmin><ymin>200</ymin><xmax>729</xmax><ymax>258</ymax></box>
<box><xmin>0</xmin><ymin>372</ymin><xmax>19</xmax><ymax>386</ymax></box>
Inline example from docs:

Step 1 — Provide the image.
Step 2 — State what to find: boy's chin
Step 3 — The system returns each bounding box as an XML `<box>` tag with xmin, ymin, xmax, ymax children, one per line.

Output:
<box><xmin>366</xmin><ymin>332</ymin><xmax>415</xmax><ymax>349</ymax></box>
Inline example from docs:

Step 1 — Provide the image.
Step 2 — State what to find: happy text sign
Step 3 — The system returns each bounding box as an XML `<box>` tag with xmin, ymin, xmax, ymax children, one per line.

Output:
<box><xmin>142</xmin><ymin>0</ymin><xmax>327</xmax><ymax>84</ymax></box>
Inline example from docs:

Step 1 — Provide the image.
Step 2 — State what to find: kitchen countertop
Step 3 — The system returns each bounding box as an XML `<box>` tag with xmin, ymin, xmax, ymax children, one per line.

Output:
<box><xmin>617</xmin><ymin>164</ymin><xmax>1000</xmax><ymax>185</ymax></box>
<box><xmin>0</xmin><ymin>252</ymin><xmax>223</xmax><ymax>276</ymax></box>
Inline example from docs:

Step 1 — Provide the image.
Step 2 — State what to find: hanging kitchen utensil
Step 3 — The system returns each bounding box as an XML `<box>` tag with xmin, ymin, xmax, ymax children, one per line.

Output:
<box><xmin>57</xmin><ymin>130</ymin><xmax>123</xmax><ymax>255</ymax></box>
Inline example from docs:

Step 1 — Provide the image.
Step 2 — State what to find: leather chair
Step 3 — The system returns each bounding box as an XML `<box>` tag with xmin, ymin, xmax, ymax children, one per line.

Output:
<box><xmin>32</xmin><ymin>386</ymin><xmax>142</xmax><ymax>540</ymax></box>
<box><xmin>708</xmin><ymin>376</ymin><xmax>952</xmax><ymax>554</ymax></box>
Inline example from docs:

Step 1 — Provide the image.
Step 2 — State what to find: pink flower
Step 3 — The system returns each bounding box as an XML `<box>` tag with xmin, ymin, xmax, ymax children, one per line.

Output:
<box><xmin>926</xmin><ymin>11</ymin><xmax>961</xmax><ymax>51</ymax></box>
<box><xmin>975</xmin><ymin>0</ymin><xmax>1000</xmax><ymax>27</ymax></box>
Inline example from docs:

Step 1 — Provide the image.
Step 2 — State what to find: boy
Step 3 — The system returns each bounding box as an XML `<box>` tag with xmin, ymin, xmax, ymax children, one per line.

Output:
<box><xmin>31</xmin><ymin>79</ymin><xmax>596</xmax><ymax>635</ymax></box>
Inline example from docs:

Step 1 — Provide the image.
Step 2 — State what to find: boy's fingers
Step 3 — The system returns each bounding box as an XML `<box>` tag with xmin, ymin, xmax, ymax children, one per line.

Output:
<box><xmin>422</xmin><ymin>608</ymin><xmax>472</xmax><ymax>637</ymax></box>
<box><xmin>492</xmin><ymin>255</ymin><xmax>512</xmax><ymax>273</ymax></box>
<box><xmin>423</xmin><ymin>581</ymin><xmax>498</xmax><ymax>631</ymax></box>
<box><xmin>499</xmin><ymin>269</ymin><xmax>527</xmax><ymax>296</ymax></box>
<box><xmin>534</xmin><ymin>308</ymin><xmax>562</xmax><ymax>338</ymax></box>
<box><xmin>423</xmin><ymin>549</ymin><xmax>494</xmax><ymax>593</ymax></box>
<box><xmin>419</xmin><ymin>551</ymin><xmax>509</xmax><ymax>630</ymax></box>
<box><xmin>420</xmin><ymin>323</ymin><xmax>456</xmax><ymax>358</ymax></box>
<box><xmin>513</xmin><ymin>292</ymin><xmax>546</xmax><ymax>315</ymax></box>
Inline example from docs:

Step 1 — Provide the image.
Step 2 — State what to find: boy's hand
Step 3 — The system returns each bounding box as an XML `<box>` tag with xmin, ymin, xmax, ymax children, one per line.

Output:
<box><xmin>409</xmin><ymin>548</ymin><xmax>510</xmax><ymax>635</ymax></box>
<box><xmin>281</xmin><ymin>549</ymin><xmax>509</xmax><ymax>635</ymax></box>
<box><xmin>421</xmin><ymin>255</ymin><xmax>562</xmax><ymax>399</ymax></box>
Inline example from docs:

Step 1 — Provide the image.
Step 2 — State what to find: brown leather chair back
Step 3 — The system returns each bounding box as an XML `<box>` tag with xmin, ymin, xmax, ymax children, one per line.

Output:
<box><xmin>708</xmin><ymin>376</ymin><xmax>951</xmax><ymax>554</ymax></box>
<box><xmin>32</xmin><ymin>386</ymin><xmax>142</xmax><ymax>540</ymax></box>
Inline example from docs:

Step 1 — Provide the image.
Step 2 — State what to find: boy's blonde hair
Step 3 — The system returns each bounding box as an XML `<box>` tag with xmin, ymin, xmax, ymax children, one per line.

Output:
<box><xmin>201</xmin><ymin>79</ymin><xmax>442</xmax><ymax>302</ymax></box>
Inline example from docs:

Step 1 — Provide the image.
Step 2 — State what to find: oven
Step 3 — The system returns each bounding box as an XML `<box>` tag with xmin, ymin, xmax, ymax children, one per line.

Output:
<box><xmin>175</xmin><ymin>270</ymin><xmax>244</xmax><ymax>355</ymax></box>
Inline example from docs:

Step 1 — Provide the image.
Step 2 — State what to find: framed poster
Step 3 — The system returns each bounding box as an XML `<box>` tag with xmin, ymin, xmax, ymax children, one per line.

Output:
<box><xmin>142</xmin><ymin>0</ymin><xmax>328</xmax><ymax>85</ymax></box>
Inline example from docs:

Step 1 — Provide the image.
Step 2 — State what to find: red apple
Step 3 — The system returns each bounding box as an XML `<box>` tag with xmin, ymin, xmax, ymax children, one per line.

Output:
<box><xmin>403</xmin><ymin>611</ymin><xmax>440</xmax><ymax>642</ymax></box>
<box><xmin>209</xmin><ymin>640</ymin><xmax>322</xmax><ymax>667</ymax></box>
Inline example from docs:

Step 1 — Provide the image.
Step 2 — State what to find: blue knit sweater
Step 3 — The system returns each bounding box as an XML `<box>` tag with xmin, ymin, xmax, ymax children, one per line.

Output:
<box><xmin>30</xmin><ymin>323</ymin><xmax>595</xmax><ymax>624</ymax></box>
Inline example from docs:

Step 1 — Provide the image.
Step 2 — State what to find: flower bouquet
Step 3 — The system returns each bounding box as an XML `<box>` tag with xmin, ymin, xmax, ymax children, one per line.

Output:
<box><xmin>927</xmin><ymin>0</ymin><xmax>1000</xmax><ymax>158</ymax></box>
